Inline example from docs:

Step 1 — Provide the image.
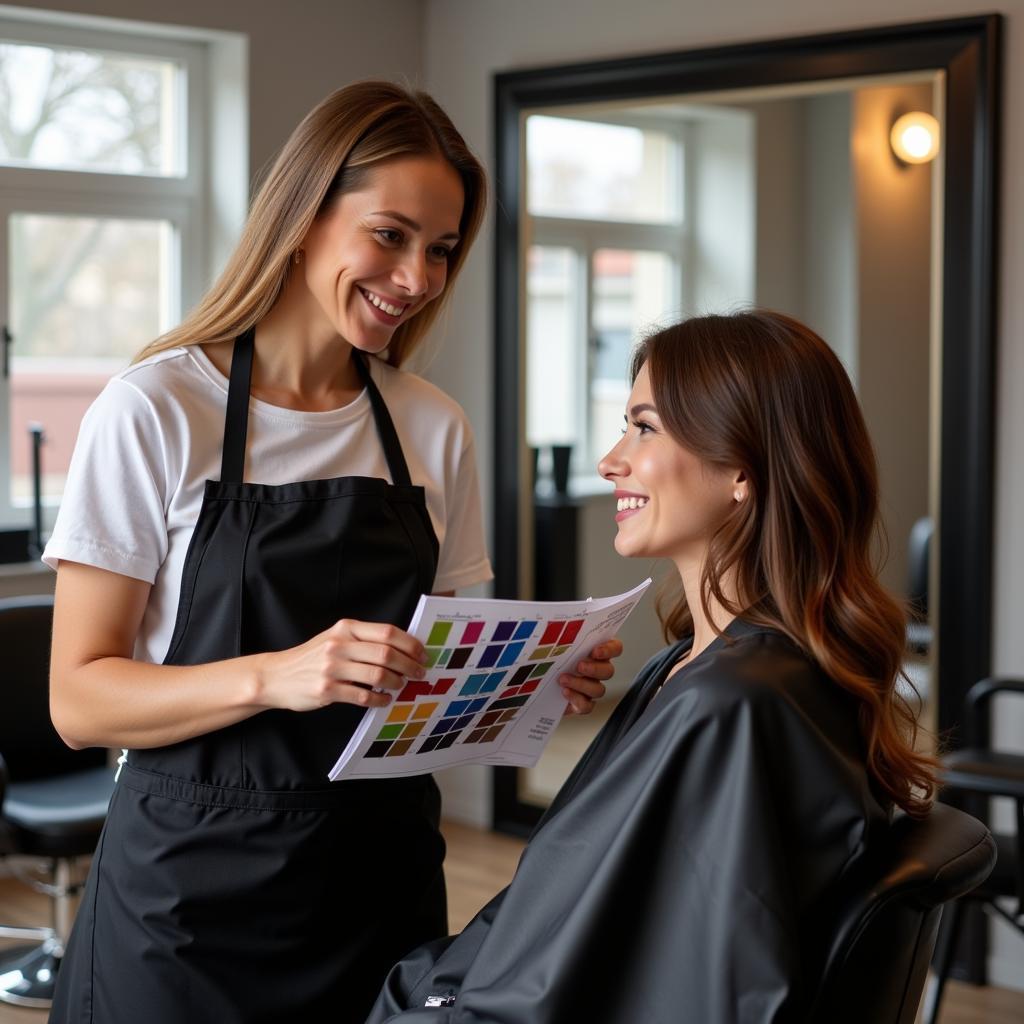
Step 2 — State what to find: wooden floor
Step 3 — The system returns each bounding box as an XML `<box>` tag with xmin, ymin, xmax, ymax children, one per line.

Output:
<box><xmin>1</xmin><ymin>821</ymin><xmax>1021</xmax><ymax>1022</ymax></box>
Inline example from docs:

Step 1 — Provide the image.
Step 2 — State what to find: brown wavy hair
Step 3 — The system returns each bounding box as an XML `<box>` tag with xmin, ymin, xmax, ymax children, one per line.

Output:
<box><xmin>632</xmin><ymin>309</ymin><xmax>937</xmax><ymax>817</ymax></box>
<box><xmin>135</xmin><ymin>80</ymin><xmax>486</xmax><ymax>367</ymax></box>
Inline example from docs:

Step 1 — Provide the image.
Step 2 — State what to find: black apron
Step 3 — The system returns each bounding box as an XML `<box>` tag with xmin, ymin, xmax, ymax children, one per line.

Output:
<box><xmin>51</xmin><ymin>331</ymin><xmax>445</xmax><ymax>1024</ymax></box>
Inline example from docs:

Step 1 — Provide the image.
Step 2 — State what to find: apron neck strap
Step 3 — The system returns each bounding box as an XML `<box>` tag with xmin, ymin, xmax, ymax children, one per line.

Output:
<box><xmin>352</xmin><ymin>352</ymin><xmax>413</xmax><ymax>487</ymax></box>
<box><xmin>220</xmin><ymin>331</ymin><xmax>413</xmax><ymax>488</ymax></box>
<box><xmin>221</xmin><ymin>327</ymin><xmax>255</xmax><ymax>483</ymax></box>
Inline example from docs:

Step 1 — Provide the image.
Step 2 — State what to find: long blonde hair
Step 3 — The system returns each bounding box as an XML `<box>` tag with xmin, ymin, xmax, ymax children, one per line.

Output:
<box><xmin>136</xmin><ymin>80</ymin><xmax>486</xmax><ymax>367</ymax></box>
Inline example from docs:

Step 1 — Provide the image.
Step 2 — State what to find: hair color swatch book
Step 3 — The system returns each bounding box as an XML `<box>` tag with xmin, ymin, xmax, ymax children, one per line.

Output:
<box><xmin>328</xmin><ymin>578</ymin><xmax>652</xmax><ymax>780</ymax></box>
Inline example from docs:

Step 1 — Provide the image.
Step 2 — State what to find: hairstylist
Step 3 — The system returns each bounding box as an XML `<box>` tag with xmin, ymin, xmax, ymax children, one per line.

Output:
<box><xmin>45</xmin><ymin>81</ymin><xmax>618</xmax><ymax>1023</ymax></box>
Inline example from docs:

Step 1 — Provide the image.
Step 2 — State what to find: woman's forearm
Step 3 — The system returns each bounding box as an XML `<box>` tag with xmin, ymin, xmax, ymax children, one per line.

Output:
<box><xmin>50</xmin><ymin>561</ymin><xmax>426</xmax><ymax>751</ymax></box>
<box><xmin>51</xmin><ymin>652</ymin><xmax>267</xmax><ymax>750</ymax></box>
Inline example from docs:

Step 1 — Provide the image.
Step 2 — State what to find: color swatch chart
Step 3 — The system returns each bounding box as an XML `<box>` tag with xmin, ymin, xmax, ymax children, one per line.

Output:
<box><xmin>329</xmin><ymin>579</ymin><xmax>653</xmax><ymax>781</ymax></box>
<box><xmin>363</xmin><ymin>615</ymin><xmax>585</xmax><ymax>759</ymax></box>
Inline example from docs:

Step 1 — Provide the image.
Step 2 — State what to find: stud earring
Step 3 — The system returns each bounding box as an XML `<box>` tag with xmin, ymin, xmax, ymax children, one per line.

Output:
<box><xmin>734</xmin><ymin>491</ymin><xmax>744</xmax><ymax>502</ymax></box>
<box><xmin>293</xmin><ymin>249</ymin><xmax>303</xmax><ymax>265</ymax></box>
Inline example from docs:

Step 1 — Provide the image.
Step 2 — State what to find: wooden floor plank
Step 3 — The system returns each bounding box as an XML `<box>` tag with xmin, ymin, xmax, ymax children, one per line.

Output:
<box><xmin>1</xmin><ymin>822</ymin><xmax>1020</xmax><ymax>1022</ymax></box>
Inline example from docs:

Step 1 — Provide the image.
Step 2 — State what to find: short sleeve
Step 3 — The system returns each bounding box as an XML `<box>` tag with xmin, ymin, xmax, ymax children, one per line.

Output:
<box><xmin>43</xmin><ymin>377</ymin><xmax>172</xmax><ymax>583</ymax></box>
<box><xmin>432</xmin><ymin>433</ymin><xmax>492</xmax><ymax>594</ymax></box>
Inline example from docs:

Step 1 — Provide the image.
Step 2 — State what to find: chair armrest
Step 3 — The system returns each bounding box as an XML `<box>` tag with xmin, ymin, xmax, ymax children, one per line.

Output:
<box><xmin>943</xmin><ymin>749</ymin><xmax>1024</xmax><ymax>801</ymax></box>
<box><xmin>963</xmin><ymin>677</ymin><xmax>1024</xmax><ymax>745</ymax></box>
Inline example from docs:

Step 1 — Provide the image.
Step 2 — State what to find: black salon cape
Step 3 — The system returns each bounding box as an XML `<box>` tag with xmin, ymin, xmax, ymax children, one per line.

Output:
<box><xmin>366</xmin><ymin>619</ymin><xmax>888</xmax><ymax>1024</ymax></box>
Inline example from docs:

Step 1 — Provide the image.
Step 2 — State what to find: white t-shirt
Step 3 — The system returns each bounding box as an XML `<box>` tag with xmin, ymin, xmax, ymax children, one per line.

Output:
<box><xmin>43</xmin><ymin>345</ymin><xmax>493</xmax><ymax>664</ymax></box>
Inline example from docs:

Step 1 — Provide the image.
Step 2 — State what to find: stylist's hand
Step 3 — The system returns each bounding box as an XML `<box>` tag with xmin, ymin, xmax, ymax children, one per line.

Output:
<box><xmin>256</xmin><ymin>620</ymin><xmax>425</xmax><ymax>711</ymax></box>
<box><xmin>559</xmin><ymin>638</ymin><xmax>624</xmax><ymax>715</ymax></box>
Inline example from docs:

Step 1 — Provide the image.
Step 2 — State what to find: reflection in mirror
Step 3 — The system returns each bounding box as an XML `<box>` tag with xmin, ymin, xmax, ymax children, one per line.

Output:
<box><xmin>520</xmin><ymin>74</ymin><xmax>942</xmax><ymax>810</ymax></box>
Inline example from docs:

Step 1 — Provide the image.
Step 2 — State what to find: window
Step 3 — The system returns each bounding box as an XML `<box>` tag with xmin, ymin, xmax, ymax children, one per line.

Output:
<box><xmin>0</xmin><ymin>15</ymin><xmax>212</xmax><ymax>529</ymax></box>
<box><xmin>523</xmin><ymin>113</ymin><xmax>685</xmax><ymax>482</ymax></box>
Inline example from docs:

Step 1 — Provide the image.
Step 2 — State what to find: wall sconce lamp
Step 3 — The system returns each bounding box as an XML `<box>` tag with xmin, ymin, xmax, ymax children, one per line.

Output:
<box><xmin>890</xmin><ymin>112</ymin><xmax>941</xmax><ymax>165</ymax></box>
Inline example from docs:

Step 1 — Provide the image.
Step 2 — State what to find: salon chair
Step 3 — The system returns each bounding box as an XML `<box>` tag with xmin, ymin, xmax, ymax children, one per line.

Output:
<box><xmin>0</xmin><ymin>594</ymin><xmax>114</xmax><ymax>1007</ymax></box>
<box><xmin>920</xmin><ymin>678</ymin><xmax>1024</xmax><ymax>1024</ymax></box>
<box><xmin>807</xmin><ymin>801</ymin><xmax>996</xmax><ymax>1023</ymax></box>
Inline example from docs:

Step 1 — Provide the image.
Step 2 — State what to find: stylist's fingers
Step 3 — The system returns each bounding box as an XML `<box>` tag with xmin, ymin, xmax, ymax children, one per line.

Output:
<box><xmin>326</xmin><ymin>619</ymin><xmax>426</xmax><ymax>684</ymax></box>
<box><xmin>260</xmin><ymin>621</ymin><xmax>425</xmax><ymax>712</ymax></box>
<box><xmin>305</xmin><ymin>618</ymin><xmax>425</xmax><ymax>708</ymax></box>
<box><xmin>330</xmin><ymin>619</ymin><xmax>426</xmax><ymax>664</ymax></box>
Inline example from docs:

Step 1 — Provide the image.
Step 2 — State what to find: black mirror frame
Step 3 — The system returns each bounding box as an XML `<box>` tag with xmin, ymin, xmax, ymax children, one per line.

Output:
<box><xmin>493</xmin><ymin>14</ymin><xmax>1001</xmax><ymax>744</ymax></box>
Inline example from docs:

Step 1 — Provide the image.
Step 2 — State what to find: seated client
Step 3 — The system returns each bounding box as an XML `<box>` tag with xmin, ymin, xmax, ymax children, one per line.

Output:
<box><xmin>367</xmin><ymin>309</ymin><xmax>938</xmax><ymax>1024</ymax></box>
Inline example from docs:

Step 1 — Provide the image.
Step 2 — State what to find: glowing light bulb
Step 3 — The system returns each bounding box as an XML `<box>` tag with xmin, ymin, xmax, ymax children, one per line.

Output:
<box><xmin>890</xmin><ymin>112</ymin><xmax>940</xmax><ymax>165</ymax></box>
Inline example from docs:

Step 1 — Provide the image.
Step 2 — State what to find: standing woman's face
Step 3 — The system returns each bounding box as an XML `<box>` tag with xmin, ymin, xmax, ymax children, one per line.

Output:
<box><xmin>598</xmin><ymin>364</ymin><xmax>741</xmax><ymax>567</ymax></box>
<box><xmin>299</xmin><ymin>154</ymin><xmax>464</xmax><ymax>353</ymax></box>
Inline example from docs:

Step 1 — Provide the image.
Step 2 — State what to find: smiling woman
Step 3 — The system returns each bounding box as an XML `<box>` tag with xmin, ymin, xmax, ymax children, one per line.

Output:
<box><xmin>600</xmin><ymin>366</ymin><xmax>740</xmax><ymax>568</ymax></box>
<box><xmin>366</xmin><ymin>309</ymin><xmax>939</xmax><ymax>1024</ymax></box>
<box><xmin>612</xmin><ymin>311</ymin><xmax>937</xmax><ymax>812</ymax></box>
<box><xmin>198</xmin><ymin>154</ymin><xmax>467</xmax><ymax>410</ymax></box>
<box><xmin>41</xmin><ymin>82</ymin><xmax>489</xmax><ymax>1024</ymax></box>
<box><xmin>297</xmin><ymin>155</ymin><xmax>464</xmax><ymax>357</ymax></box>
<box><xmin>38</xmin><ymin>80</ymin><xmax>619</xmax><ymax>1024</ymax></box>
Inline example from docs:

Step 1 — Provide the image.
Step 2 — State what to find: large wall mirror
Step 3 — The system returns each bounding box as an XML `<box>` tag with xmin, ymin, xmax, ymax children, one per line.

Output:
<box><xmin>492</xmin><ymin>16</ymin><xmax>1000</xmax><ymax>835</ymax></box>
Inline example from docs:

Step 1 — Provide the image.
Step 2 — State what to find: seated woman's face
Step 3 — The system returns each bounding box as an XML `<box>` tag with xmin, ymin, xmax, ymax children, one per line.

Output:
<box><xmin>598</xmin><ymin>364</ymin><xmax>738</xmax><ymax>566</ymax></box>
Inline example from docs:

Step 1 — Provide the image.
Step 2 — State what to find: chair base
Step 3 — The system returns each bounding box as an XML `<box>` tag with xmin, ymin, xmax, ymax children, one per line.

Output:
<box><xmin>0</xmin><ymin>936</ymin><xmax>61</xmax><ymax>1008</ymax></box>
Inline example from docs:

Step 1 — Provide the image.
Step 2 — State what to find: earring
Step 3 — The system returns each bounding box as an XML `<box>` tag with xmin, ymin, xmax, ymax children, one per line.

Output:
<box><xmin>734</xmin><ymin>491</ymin><xmax>744</xmax><ymax>502</ymax></box>
<box><xmin>293</xmin><ymin>249</ymin><xmax>303</xmax><ymax>265</ymax></box>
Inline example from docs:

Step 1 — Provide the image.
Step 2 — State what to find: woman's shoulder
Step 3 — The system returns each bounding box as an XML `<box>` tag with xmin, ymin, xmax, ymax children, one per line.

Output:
<box><xmin>91</xmin><ymin>347</ymin><xmax>204</xmax><ymax>407</ymax></box>
<box><xmin>659</xmin><ymin>621</ymin><xmax>864</xmax><ymax>759</ymax></box>
<box><xmin>68</xmin><ymin>348</ymin><xmax>221</xmax><ymax>469</ymax></box>
<box><xmin>670</xmin><ymin>622</ymin><xmax>837</xmax><ymax>719</ymax></box>
<box><xmin>117</xmin><ymin>344</ymin><xmax>216</xmax><ymax>392</ymax></box>
<box><xmin>94</xmin><ymin>346</ymin><xmax>222</xmax><ymax>422</ymax></box>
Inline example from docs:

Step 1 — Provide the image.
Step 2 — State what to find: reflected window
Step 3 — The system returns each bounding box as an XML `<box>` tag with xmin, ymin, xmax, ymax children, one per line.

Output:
<box><xmin>524</xmin><ymin>112</ymin><xmax>684</xmax><ymax>483</ymax></box>
<box><xmin>526</xmin><ymin>245</ymin><xmax>579</xmax><ymax>449</ymax></box>
<box><xmin>527</xmin><ymin>115</ymin><xmax>678</xmax><ymax>223</ymax></box>
<box><xmin>591</xmin><ymin>249</ymin><xmax>674</xmax><ymax>466</ymax></box>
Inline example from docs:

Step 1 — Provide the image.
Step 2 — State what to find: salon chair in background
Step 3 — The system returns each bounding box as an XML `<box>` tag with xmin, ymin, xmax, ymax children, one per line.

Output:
<box><xmin>920</xmin><ymin>678</ymin><xmax>1024</xmax><ymax>1024</ymax></box>
<box><xmin>0</xmin><ymin>594</ymin><xmax>114</xmax><ymax>1008</ymax></box>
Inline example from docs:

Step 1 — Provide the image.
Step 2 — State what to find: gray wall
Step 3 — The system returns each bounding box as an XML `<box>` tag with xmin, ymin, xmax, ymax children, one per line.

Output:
<box><xmin>853</xmin><ymin>82</ymin><xmax>933</xmax><ymax>598</ymax></box>
<box><xmin>802</xmin><ymin>92</ymin><xmax>858</xmax><ymax>378</ymax></box>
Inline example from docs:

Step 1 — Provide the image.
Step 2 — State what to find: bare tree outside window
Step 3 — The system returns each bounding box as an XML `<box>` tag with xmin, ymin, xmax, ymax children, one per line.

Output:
<box><xmin>1</xmin><ymin>40</ymin><xmax>179</xmax><ymax>505</ymax></box>
<box><xmin>0</xmin><ymin>42</ymin><xmax>175</xmax><ymax>174</ymax></box>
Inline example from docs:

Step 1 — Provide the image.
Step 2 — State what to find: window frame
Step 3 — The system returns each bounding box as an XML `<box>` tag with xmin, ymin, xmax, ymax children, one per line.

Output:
<box><xmin>0</xmin><ymin>16</ymin><xmax>209</xmax><ymax>529</ymax></box>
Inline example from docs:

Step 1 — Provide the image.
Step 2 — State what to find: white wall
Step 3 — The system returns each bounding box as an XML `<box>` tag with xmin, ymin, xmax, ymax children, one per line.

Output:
<box><xmin>420</xmin><ymin>0</ymin><xmax>1024</xmax><ymax>986</ymax></box>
